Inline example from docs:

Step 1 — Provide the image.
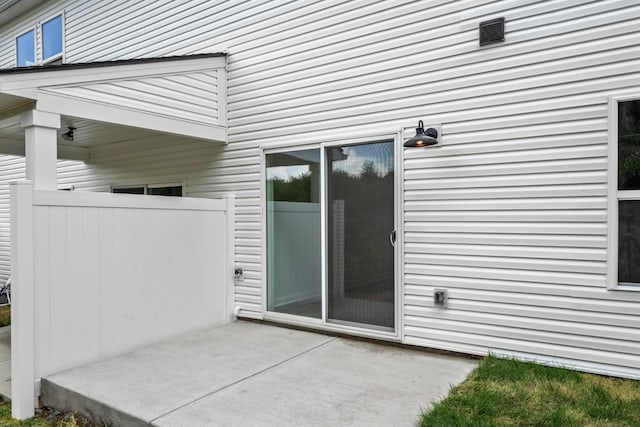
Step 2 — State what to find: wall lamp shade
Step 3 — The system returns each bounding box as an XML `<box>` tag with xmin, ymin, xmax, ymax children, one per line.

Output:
<box><xmin>403</xmin><ymin>120</ymin><xmax>438</xmax><ymax>147</ymax></box>
<box><xmin>61</xmin><ymin>127</ymin><xmax>75</xmax><ymax>142</ymax></box>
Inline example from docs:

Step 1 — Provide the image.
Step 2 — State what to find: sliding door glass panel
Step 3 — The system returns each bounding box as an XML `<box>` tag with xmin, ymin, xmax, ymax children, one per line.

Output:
<box><xmin>327</xmin><ymin>141</ymin><xmax>395</xmax><ymax>329</ymax></box>
<box><xmin>266</xmin><ymin>149</ymin><xmax>321</xmax><ymax>318</ymax></box>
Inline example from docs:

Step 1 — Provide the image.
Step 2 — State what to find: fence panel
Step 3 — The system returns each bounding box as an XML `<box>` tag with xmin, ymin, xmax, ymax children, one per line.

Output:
<box><xmin>11</xmin><ymin>182</ymin><xmax>233</xmax><ymax>418</ymax></box>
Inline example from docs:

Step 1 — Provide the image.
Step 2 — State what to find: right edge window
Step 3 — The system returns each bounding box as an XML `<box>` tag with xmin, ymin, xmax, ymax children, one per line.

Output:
<box><xmin>612</xmin><ymin>98</ymin><xmax>640</xmax><ymax>287</ymax></box>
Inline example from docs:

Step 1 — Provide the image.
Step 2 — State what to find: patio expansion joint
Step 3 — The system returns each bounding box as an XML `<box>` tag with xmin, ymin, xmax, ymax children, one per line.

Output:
<box><xmin>148</xmin><ymin>336</ymin><xmax>338</xmax><ymax>424</ymax></box>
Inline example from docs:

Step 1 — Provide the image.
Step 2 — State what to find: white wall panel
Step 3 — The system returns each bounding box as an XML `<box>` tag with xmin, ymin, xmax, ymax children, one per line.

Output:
<box><xmin>0</xmin><ymin>0</ymin><xmax>640</xmax><ymax>377</ymax></box>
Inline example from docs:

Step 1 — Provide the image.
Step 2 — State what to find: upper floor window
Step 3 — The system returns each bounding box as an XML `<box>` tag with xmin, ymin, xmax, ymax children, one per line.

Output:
<box><xmin>15</xmin><ymin>13</ymin><xmax>64</xmax><ymax>67</ymax></box>
<box><xmin>16</xmin><ymin>29</ymin><xmax>35</xmax><ymax>67</ymax></box>
<box><xmin>42</xmin><ymin>14</ymin><xmax>63</xmax><ymax>62</ymax></box>
<box><xmin>609</xmin><ymin>96</ymin><xmax>640</xmax><ymax>289</ymax></box>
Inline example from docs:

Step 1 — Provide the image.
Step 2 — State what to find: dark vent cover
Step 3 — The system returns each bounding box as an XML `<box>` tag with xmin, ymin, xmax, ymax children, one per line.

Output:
<box><xmin>479</xmin><ymin>17</ymin><xmax>505</xmax><ymax>46</ymax></box>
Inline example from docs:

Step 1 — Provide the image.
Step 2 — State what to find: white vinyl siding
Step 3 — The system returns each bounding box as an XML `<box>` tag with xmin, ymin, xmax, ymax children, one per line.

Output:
<box><xmin>0</xmin><ymin>0</ymin><xmax>639</xmax><ymax>377</ymax></box>
<box><xmin>9</xmin><ymin>10</ymin><xmax>63</xmax><ymax>67</ymax></box>
<box><xmin>0</xmin><ymin>155</ymin><xmax>25</xmax><ymax>283</ymax></box>
<box><xmin>39</xmin><ymin>70</ymin><xmax>222</xmax><ymax>126</ymax></box>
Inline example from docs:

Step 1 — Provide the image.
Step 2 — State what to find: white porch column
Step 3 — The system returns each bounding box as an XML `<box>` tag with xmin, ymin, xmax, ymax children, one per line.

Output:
<box><xmin>21</xmin><ymin>110</ymin><xmax>60</xmax><ymax>190</ymax></box>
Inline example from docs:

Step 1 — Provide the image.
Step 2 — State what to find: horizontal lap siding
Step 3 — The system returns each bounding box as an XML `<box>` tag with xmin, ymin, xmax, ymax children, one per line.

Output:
<box><xmin>1</xmin><ymin>0</ymin><xmax>639</xmax><ymax>376</ymax></box>
<box><xmin>0</xmin><ymin>0</ymin><xmax>69</xmax><ymax>68</ymax></box>
<box><xmin>0</xmin><ymin>156</ymin><xmax>25</xmax><ymax>283</ymax></box>
<box><xmin>398</xmin><ymin>0</ymin><xmax>640</xmax><ymax>376</ymax></box>
<box><xmin>40</xmin><ymin>71</ymin><xmax>220</xmax><ymax>124</ymax></box>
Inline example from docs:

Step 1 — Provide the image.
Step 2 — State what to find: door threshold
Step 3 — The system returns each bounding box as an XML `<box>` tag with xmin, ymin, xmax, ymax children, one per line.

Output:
<box><xmin>262</xmin><ymin>311</ymin><xmax>401</xmax><ymax>342</ymax></box>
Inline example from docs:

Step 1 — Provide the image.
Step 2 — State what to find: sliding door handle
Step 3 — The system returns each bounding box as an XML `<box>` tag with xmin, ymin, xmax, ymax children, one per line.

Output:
<box><xmin>390</xmin><ymin>229</ymin><xmax>396</xmax><ymax>247</ymax></box>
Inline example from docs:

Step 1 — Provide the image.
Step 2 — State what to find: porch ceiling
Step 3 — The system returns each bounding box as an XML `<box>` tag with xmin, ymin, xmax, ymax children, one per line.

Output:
<box><xmin>0</xmin><ymin>114</ymin><xmax>164</xmax><ymax>147</ymax></box>
<box><xmin>0</xmin><ymin>112</ymin><xmax>167</xmax><ymax>160</ymax></box>
<box><xmin>0</xmin><ymin>93</ymin><xmax>30</xmax><ymax>112</ymax></box>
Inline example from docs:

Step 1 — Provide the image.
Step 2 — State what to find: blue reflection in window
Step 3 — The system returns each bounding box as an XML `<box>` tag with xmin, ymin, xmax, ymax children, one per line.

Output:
<box><xmin>42</xmin><ymin>15</ymin><xmax>63</xmax><ymax>61</ymax></box>
<box><xmin>16</xmin><ymin>30</ymin><xmax>35</xmax><ymax>67</ymax></box>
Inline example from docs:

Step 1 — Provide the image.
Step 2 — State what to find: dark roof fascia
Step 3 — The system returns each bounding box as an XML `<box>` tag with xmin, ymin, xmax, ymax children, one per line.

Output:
<box><xmin>0</xmin><ymin>53</ymin><xmax>227</xmax><ymax>75</ymax></box>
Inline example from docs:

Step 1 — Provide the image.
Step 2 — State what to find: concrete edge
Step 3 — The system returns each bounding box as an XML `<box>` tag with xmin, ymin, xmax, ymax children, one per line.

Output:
<box><xmin>41</xmin><ymin>378</ymin><xmax>150</xmax><ymax>427</ymax></box>
<box><xmin>249</xmin><ymin>318</ymin><xmax>481</xmax><ymax>361</ymax></box>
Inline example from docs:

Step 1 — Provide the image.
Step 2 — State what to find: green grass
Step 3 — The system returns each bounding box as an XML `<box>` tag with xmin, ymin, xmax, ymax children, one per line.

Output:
<box><xmin>422</xmin><ymin>355</ymin><xmax>640</xmax><ymax>427</ymax></box>
<box><xmin>0</xmin><ymin>353</ymin><xmax>638</xmax><ymax>426</ymax></box>
<box><xmin>0</xmin><ymin>402</ymin><xmax>89</xmax><ymax>427</ymax></box>
<box><xmin>0</xmin><ymin>306</ymin><xmax>10</xmax><ymax>328</ymax></box>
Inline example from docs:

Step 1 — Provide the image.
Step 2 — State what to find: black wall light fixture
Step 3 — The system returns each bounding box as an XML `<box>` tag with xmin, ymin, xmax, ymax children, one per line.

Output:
<box><xmin>403</xmin><ymin>120</ymin><xmax>438</xmax><ymax>147</ymax></box>
<box><xmin>61</xmin><ymin>126</ymin><xmax>76</xmax><ymax>142</ymax></box>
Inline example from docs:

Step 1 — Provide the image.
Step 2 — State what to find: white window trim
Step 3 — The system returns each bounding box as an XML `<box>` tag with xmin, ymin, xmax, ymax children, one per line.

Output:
<box><xmin>607</xmin><ymin>94</ymin><xmax>640</xmax><ymax>291</ymax></box>
<box><xmin>40</xmin><ymin>12</ymin><xmax>65</xmax><ymax>65</ymax></box>
<box><xmin>15</xmin><ymin>28</ymin><xmax>36</xmax><ymax>67</ymax></box>
<box><xmin>15</xmin><ymin>11</ymin><xmax>65</xmax><ymax>67</ymax></box>
<box><xmin>260</xmin><ymin>130</ymin><xmax>405</xmax><ymax>341</ymax></box>
<box><xmin>262</xmin><ymin>144</ymin><xmax>321</xmax><ymax>321</ymax></box>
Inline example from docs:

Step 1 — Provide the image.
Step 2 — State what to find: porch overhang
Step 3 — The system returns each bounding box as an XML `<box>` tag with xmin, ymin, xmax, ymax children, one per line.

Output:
<box><xmin>0</xmin><ymin>54</ymin><xmax>228</xmax><ymax>146</ymax></box>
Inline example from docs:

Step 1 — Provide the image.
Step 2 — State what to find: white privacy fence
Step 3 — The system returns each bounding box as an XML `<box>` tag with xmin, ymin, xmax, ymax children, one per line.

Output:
<box><xmin>10</xmin><ymin>181</ymin><xmax>235</xmax><ymax>419</ymax></box>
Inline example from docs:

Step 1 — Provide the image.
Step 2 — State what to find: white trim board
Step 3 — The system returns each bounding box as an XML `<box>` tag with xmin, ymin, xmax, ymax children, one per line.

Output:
<box><xmin>0</xmin><ymin>57</ymin><xmax>226</xmax><ymax>92</ymax></box>
<box><xmin>32</xmin><ymin>189</ymin><xmax>226</xmax><ymax>211</ymax></box>
<box><xmin>35</xmin><ymin>92</ymin><xmax>226</xmax><ymax>142</ymax></box>
<box><xmin>259</xmin><ymin>129</ymin><xmax>403</xmax><ymax>340</ymax></box>
<box><xmin>607</xmin><ymin>94</ymin><xmax>640</xmax><ymax>292</ymax></box>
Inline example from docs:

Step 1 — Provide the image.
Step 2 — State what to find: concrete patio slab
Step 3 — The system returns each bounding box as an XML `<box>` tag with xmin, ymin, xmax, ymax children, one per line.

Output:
<box><xmin>0</xmin><ymin>326</ymin><xmax>10</xmax><ymax>400</ymax></box>
<box><xmin>42</xmin><ymin>321</ymin><xmax>478</xmax><ymax>426</ymax></box>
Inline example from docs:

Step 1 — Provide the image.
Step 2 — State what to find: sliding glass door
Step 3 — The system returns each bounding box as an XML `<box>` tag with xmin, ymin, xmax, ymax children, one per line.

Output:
<box><xmin>327</xmin><ymin>141</ymin><xmax>395</xmax><ymax>329</ymax></box>
<box><xmin>266</xmin><ymin>141</ymin><xmax>395</xmax><ymax>331</ymax></box>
